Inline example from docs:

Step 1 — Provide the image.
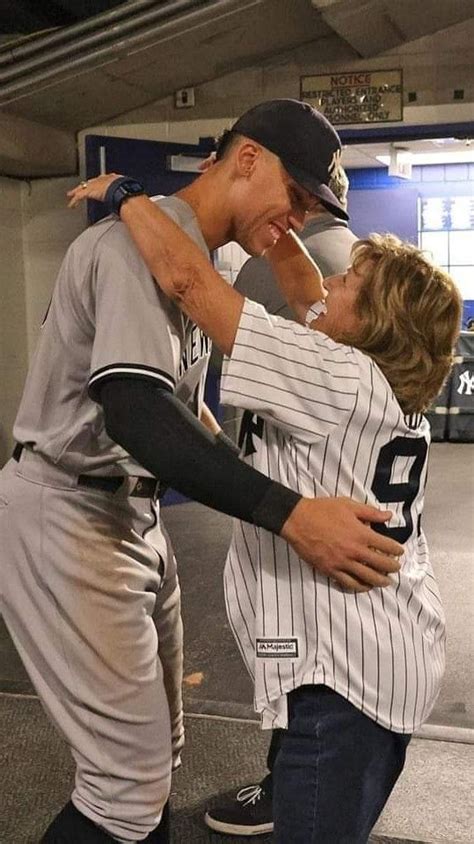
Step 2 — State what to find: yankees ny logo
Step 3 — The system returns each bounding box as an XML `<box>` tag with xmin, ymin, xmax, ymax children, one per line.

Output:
<box><xmin>238</xmin><ymin>411</ymin><xmax>264</xmax><ymax>456</ymax></box>
<box><xmin>457</xmin><ymin>370</ymin><xmax>474</xmax><ymax>396</ymax></box>
<box><xmin>328</xmin><ymin>148</ymin><xmax>342</xmax><ymax>175</ymax></box>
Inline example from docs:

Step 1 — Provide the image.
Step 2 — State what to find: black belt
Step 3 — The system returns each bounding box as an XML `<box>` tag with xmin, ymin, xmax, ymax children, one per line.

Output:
<box><xmin>13</xmin><ymin>444</ymin><xmax>159</xmax><ymax>498</ymax></box>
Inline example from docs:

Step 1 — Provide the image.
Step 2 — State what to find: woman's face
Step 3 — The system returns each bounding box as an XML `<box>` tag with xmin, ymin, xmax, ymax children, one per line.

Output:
<box><xmin>312</xmin><ymin>259</ymin><xmax>371</xmax><ymax>340</ymax></box>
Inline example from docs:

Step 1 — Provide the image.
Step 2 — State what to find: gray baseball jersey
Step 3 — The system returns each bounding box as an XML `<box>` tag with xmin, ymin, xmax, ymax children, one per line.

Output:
<box><xmin>1</xmin><ymin>195</ymin><xmax>211</xmax><ymax>839</ymax></box>
<box><xmin>221</xmin><ymin>299</ymin><xmax>445</xmax><ymax>734</ymax></box>
<box><xmin>14</xmin><ymin>195</ymin><xmax>211</xmax><ymax>475</ymax></box>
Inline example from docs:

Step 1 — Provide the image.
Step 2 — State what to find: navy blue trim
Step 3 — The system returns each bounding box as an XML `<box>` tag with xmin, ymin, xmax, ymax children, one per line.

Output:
<box><xmin>88</xmin><ymin>363</ymin><xmax>176</xmax><ymax>402</ymax></box>
<box><xmin>346</xmin><ymin>162</ymin><xmax>474</xmax><ymax>189</ymax></box>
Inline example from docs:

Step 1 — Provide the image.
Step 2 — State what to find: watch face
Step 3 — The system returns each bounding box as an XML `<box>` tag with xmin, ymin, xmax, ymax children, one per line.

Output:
<box><xmin>124</xmin><ymin>180</ymin><xmax>145</xmax><ymax>196</ymax></box>
<box><xmin>112</xmin><ymin>179</ymin><xmax>145</xmax><ymax>213</ymax></box>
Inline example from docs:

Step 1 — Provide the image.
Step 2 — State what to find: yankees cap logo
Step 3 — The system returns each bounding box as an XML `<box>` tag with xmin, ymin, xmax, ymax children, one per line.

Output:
<box><xmin>328</xmin><ymin>148</ymin><xmax>342</xmax><ymax>175</ymax></box>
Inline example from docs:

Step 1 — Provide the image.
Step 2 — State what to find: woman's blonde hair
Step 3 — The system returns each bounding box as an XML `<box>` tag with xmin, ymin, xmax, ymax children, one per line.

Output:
<box><xmin>340</xmin><ymin>233</ymin><xmax>462</xmax><ymax>414</ymax></box>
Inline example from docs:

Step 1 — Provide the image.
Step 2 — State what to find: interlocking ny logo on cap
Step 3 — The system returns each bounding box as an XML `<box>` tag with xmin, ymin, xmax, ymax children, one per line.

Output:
<box><xmin>328</xmin><ymin>148</ymin><xmax>342</xmax><ymax>174</ymax></box>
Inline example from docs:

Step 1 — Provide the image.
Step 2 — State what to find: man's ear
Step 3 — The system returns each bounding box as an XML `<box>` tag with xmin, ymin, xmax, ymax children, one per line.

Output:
<box><xmin>234</xmin><ymin>140</ymin><xmax>261</xmax><ymax>177</ymax></box>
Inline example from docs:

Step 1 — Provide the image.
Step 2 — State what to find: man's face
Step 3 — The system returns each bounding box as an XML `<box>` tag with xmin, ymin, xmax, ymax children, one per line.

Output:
<box><xmin>230</xmin><ymin>147</ymin><xmax>318</xmax><ymax>256</ymax></box>
<box><xmin>312</xmin><ymin>259</ymin><xmax>371</xmax><ymax>341</ymax></box>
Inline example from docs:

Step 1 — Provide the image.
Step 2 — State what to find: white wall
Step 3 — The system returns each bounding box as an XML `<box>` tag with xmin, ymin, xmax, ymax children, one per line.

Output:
<box><xmin>0</xmin><ymin>178</ymin><xmax>28</xmax><ymax>466</ymax></box>
<box><xmin>0</xmin><ymin>176</ymin><xmax>86</xmax><ymax>466</ymax></box>
<box><xmin>22</xmin><ymin>178</ymin><xmax>86</xmax><ymax>356</ymax></box>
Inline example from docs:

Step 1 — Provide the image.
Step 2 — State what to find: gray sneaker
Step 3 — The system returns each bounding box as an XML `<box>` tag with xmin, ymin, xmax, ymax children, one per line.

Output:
<box><xmin>204</xmin><ymin>783</ymin><xmax>273</xmax><ymax>836</ymax></box>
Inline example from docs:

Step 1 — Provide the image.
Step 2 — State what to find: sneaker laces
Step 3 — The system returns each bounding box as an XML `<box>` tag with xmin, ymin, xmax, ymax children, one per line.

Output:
<box><xmin>236</xmin><ymin>784</ymin><xmax>265</xmax><ymax>807</ymax></box>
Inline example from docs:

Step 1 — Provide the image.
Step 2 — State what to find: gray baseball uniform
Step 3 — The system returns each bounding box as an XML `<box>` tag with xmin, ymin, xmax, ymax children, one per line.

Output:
<box><xmin>0</xmin><ymin>197</ymin><xmax>210</xmax><ymax>842</ymax></box>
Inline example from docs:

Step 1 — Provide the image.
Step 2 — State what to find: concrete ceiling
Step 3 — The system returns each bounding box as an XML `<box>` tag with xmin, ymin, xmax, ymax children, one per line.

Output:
<box><xmin>0</xmin><ymin>0</ymin><xmax>335</xmax><ymax>131</ymax></box>
<box><xmin>0</xmin><ymin>0</ymin><xmax>128</xmax><ymax>35</ymax></box>
<box><xmin>2</xmin><ymin>0</ymin><xmax>474</xmax><ymax>133</ymax></box>
<box><xmin>310</xmin><ymin>0</ymin><xmax>474</xmax><ymax>58</ymax></box>
<box><xmin>0</xmin><ymin>0</ymin><xmax>473</xmax><ymax>177</ymax></box>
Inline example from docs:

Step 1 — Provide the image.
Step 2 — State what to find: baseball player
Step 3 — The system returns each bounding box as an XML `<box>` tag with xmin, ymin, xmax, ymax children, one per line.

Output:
<box><xmin>0</xmin><ymin>100</ymin><xmax>401</xmax><ymax>844</ymax></box>
<box><xmin>70</xmin><ymin>173</ymin><xmax>461</xmax><ymax>844</ymax></box>
<box><xmin>207</xmin><ymin>162</ymin><xmax>359</xmax><ymax>835</ymax></box>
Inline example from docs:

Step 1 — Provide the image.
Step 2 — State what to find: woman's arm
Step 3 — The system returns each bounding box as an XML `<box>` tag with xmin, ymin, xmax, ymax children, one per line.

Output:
<box><xmin>264</xmin><ymin>229</ymin><xmax>327</xmax><ymax>324</ymax></box>
<box><xmin>67</xmin><ymin>176</ymin><xmax>325</xmax><ymax>351</ymax></box>
<box><xmin>68</xmin><ymin>176</ymin><xmax>244</xmax><ymax>356</ymax></box>
<box><xmin>118</xmin><ymin>195</ymin><xmax>244</xmax><ymax>356</ymax></box>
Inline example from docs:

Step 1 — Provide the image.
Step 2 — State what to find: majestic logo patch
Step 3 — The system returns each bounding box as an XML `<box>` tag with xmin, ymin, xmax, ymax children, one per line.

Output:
<box><xmin>256</xmin><ymin>638</ymin><xmax>299</xmax><ymax>659</ymax></box>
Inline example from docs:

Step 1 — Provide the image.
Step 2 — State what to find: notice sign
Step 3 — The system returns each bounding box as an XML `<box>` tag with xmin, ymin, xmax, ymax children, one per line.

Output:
<box><xmin>300</xmin><ymin>69</ymin><xmax>403</xmax><ymax>125</ymax></box>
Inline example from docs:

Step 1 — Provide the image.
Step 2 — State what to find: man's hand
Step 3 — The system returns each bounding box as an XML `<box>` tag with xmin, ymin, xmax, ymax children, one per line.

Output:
<box><xmin>67</xmin><ymin>174</ymin><xmax>122</xmax><ymax>208</ymax></box>
<box><xmin>281</xmin><ymin>497</ymin><xmax>402</xmax><ymax>591</ymax></box>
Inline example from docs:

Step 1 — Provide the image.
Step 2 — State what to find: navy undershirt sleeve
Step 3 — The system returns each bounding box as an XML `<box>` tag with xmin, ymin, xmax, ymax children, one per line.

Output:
<box><xmin>100</xmin><ymin>377</ymin><xmax>301</xmax><ymax>534</ymax></box>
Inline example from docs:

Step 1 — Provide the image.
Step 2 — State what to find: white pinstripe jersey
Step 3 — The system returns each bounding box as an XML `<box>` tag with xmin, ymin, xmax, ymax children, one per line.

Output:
<box><xmin>221</xmin><ymin>299</ymin><xmax>445</xmax><ymax>734</ymax></box>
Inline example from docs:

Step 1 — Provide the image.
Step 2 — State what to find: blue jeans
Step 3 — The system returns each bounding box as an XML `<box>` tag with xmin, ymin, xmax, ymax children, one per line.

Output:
<box><xmin>272</xmin><ymin>685</ymin><xmax>411</xmax><ymax>844</ymax></box>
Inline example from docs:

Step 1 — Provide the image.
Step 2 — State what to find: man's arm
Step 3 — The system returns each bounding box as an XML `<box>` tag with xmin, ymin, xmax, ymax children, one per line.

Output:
<box><xmin>100</xmin><ymin>378</ymin><xmax>401</xmax><ymax>591</ymax></box>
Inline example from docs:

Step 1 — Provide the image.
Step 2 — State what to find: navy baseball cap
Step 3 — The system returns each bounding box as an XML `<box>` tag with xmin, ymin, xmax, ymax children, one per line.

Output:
<box><xmin>231</xmin><ymin>98</ymin><xmax>348</xmax><ymax>221</ymax></box>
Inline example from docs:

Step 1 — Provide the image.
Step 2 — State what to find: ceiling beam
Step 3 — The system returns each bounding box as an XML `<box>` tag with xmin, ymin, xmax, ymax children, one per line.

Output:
<box><xmin>310</xmin><ymin>0</ymin><xmax>474</xmax><ymax>58</ymax></box>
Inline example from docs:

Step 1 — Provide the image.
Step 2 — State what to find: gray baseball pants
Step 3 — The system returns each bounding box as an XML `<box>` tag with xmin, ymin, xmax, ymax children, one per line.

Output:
<box><xmin>0</xmin><ymin>449</ymin><xmax>184</xmax><ymax>841</ymax></box>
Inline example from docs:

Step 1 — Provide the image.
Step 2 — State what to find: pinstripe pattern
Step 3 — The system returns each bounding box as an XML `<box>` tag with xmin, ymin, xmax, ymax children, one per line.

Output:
<box><xmin>221</xmin><ymin>299</ymin><xmax>445</xmax><ymax>733</ymax></box>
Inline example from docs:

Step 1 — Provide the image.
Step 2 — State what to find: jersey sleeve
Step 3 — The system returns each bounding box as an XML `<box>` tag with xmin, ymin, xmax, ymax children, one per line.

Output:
<box><xmin>220</xmin><ymin>298</ymin><xmax>360</xmax><ymax>443</ymax></box>
<box><xmin>87</xmin><ymin>222</ymin><xmax>182</xmax><ymax>402</ymax></box>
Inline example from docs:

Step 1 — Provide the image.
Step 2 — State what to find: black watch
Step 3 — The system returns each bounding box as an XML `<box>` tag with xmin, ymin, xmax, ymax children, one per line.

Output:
<box><xmin>104</xmin><ymin>176</ymin><xmax>145</xmax><ymax>216</ymax></box>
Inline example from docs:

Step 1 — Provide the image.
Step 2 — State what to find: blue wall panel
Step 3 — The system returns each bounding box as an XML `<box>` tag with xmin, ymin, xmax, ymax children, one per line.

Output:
<box><xmin>346</xmin><ymin>163</ymin><xmax>474</xmax><ymax>244</ymax></box>
<box><xmin>348</xmin><ymin>187</ymin><xmax>418</xmax><ymax>242</ymax></box>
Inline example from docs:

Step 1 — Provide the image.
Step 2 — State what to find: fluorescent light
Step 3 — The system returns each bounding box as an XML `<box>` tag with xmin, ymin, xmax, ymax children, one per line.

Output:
<box><xmin>377</xmin><ymin>151</ymin><xmax>474</xmax><ymax>166</ymax></box>
<box><xmin>167</xmin><ymin>155</ymin><xmax>207</xmax><ymax>173</ymax></box>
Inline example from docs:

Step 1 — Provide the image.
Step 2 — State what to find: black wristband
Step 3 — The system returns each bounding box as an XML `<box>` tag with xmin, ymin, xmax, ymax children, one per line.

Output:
<box><xmin>251</xmin><ymin>481</ymin><xmax>302</xmax><ymax>535</ymax></box>
<box><xmin>101</xmin><ymin>377</ymin><xmax>300</xmax><ymax>532</ymax></box>
<box><xmin>215</xmin><ymin>429</ymin><xmax>240</xmax><ymax>456</ymax></box>
<box><xmin>104</xmin><ymin>176</ymin><xmax>145</xmax><ymax>217</ymax></box>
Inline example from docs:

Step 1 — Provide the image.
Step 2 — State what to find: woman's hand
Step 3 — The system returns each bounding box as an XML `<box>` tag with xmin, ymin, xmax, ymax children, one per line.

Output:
<box><xmin>67</xmin><ymin>173</ymin><xmax>123</xmax><ymax>208</ymax></box>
